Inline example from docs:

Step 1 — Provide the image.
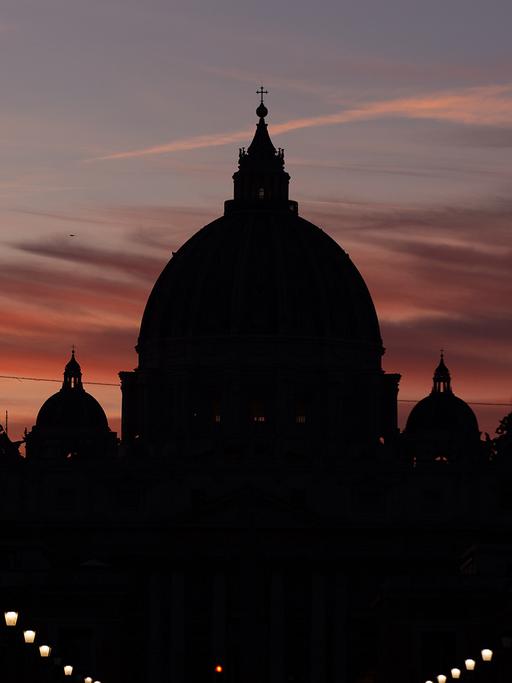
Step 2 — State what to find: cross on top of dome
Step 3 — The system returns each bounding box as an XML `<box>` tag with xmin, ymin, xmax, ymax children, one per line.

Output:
<box><xmin>256</xmin><ymin>85</ymin><xmax>268</xmax><ymax>118</ymax></box>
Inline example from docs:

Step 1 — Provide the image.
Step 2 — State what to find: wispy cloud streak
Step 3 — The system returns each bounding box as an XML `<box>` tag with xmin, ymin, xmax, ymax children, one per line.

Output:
<box><xmin>90</xmin><ymin>84</ymin><xmax>512</xmax><ymax>161</ymax></box>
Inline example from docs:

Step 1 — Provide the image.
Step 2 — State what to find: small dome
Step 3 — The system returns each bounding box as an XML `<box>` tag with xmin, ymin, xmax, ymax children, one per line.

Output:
<box><xmin>404</xmin><ymin>354</ymin><xmax>480</xmax><ymax>463</ymax></box>
<box><xmin>36</xmin><ymin>389</ymin><xmax>109</xmax><ymax>434</ymax></box>
<box><xmin>35</xmin><ymin>351</ymin><xmax>109</xmax><ymax>435</ymax></box>
<box><xmin>406</xmin><ymin>391</ymin><xmax>479</xmax><ymax>436</ymax></box>
<box><xmin>26</xmin><ymin>351</ymin><xmax>115</xmax><ymax>460</ymax></box>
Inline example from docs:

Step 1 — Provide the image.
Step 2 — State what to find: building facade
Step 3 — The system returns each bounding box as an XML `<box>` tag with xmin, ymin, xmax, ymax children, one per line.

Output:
<box><xmin>1</xmin><ymin>98</ymin><xmax>511</xmax><ymax>683</ymax></box>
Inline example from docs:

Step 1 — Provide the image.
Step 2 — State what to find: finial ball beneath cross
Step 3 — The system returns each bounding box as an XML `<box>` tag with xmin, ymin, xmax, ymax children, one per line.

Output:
<box><xmin>256</xmin><ymin>85</ymin><xmax>268</xmax><ymax>118</ymax></box>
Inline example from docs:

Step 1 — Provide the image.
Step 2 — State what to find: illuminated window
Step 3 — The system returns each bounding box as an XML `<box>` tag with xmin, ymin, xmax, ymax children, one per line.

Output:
<box><xmin>295</xmin><ymin>398</ymin><xmax>306</xmax><ymax>424</ymax></box>
<box><xmin>258</xmin><ymin>187</ymin><xmax>265</xmax><ymax>199</ymax></box>
<box><xmin>213</xmin><ymin>399</ymin><xmax>221</xmax><ymax>424</ymax></box>
<box><xmin>250</xmin><ymin>399</ymin><xmax>266</xmax><ymax>423</ymax></box>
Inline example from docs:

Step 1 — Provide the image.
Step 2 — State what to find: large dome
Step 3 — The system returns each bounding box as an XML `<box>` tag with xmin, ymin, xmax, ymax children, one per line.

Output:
<box><xmin>139</xmin><ymin>210</ymin><xmax>381</xmax><ymax>348</ymax></box>
<box><xmin>120</xmin><ymin>98</ymin><xmax>398</xmax><ymax>452</ymax></box>
<box><xmin>139</xmin><ymin>100</ymin><xmax>381</xmax><ymax>359</ymax></box>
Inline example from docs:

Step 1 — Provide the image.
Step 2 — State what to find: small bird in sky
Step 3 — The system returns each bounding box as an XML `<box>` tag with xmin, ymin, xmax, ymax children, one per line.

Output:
<box><xmin>69</xmin><ymin>234</ymin><xmax>76</xmax><ymax>237</ymax></box>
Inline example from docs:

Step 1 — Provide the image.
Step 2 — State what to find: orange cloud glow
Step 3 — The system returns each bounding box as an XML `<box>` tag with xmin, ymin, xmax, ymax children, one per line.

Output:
<box><xmin>1</xmin><ymin>198</ymin><xmax>511</xmax><ymax>441</ymax></box>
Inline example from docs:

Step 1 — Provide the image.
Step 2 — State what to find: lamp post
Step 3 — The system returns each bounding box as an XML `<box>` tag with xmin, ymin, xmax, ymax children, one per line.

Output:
<box><xmin>2</xmin><ymin>607</ymin><xmax>103</xmax><ymax>683</ymax></box>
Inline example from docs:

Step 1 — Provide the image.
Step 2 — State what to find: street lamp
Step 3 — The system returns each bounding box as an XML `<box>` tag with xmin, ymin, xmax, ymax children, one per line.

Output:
<box><xmin>4</xmin><ymin>611</ymin><xmax>18</xmax><ymax>626</ymax></box>
<box><xmin>39</xmin><ymin>644</ymin><xmax>51</xmax><ymax>657</ymax></box>
<box><xmin>437</xmin><ymin>675</ymin><xmax>447</xmax><ymax>683</ymax></box>
<box><xmin>465</xmin><ymin>658</ymin><xmax>476</xmax><ymax>671</ymax></box>
<box><xmin>23</xmin><ymin>629</ymin><xmax>36</xmax><ymax>643</ymax></box>
<box><xmin>64</xmin><ymin>665</ymin><xmax>73</xmax><ymax>676</ymax></box>
<box><xmin>84</xmin><ymin>677</ymin><xmax>93</xmax><ymax>683</ymax></box>
<box><xmin>481</xmin><ymin>648</ymin><xmax>493</xmax><ymax>662</ymax></box>
<box><xmin>451</xmin><ymin>668</ymin><xmax>461</xmax><ymax>679</ymax></box>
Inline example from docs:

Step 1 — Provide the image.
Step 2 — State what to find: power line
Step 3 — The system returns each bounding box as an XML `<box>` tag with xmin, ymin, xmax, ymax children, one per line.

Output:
<box><xmin>398</xmin><ymin>398</ymin><xmax>511</xmax><ymax>407</ymax></box>
<box><xmin>0</xmin><ymin>374</ymin><xmax>118</xmax><ymax>387</ymax></box>
<box><xmin>0</xmin><ymin>374</ymin><xmax>509</xmax><ymax>407</ymax></box>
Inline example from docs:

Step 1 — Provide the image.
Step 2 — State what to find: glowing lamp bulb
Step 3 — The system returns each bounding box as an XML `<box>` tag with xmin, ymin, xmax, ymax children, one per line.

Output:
<box><xmin>426</xmin><ymin>680</ymin><xmax>434</xmax><ymax>683</ymax></box>
<box><xmin>84</xmin><ymin>677</ymin><xmax>93</xmax><ymax>683</ymax></box>
<box><xmin>4</xmin><ymin>611</ymin><xmax>18</xmax><ymax>626</ymax></box>
<box><xmin>481</xmin><ymin>648</ymin><xmax>493</xmax><ymax>662</ymax></box>
<box><xmin>215</xmin><ymin>665</ymin><xmax>223</xmax><ymax>673</ymax></box>
<box><xmin>451</xmin><ymin>668</ymin><xmax>461</xmax><ymax>679</ymax></box>
<box><xmin>437</xmin><ymin>675</ymin><xmax>447</xmax><ymax>683</ymax></box>
<box><xmin>39</xmin><ymin>644</ymin><xmax>51</xmax><ymax>657</ymax></box>
<box><xmin>465</xmin><ymin>658</ymin><xmax>476</xmax><ymax>671</ymax></box>
<box><xmin>23</xmin><ymin>629</ymin><xmax>36</xmax><ymax>643</ymax></box>
<box><xmin>64</xmin><ymin>665</ymin><xmax>73</xmax><ymax>676</ymax></box>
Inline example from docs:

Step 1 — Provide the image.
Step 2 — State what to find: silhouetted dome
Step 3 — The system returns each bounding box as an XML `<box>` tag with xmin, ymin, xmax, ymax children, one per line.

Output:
<box><xmin>406</xmin><ymin>392</ymin><xmax>479</xmax><ymax>436</ymax></box>
<box><xmin>26</xmin><ymin>351</ymin><xmax>117</xmax><ymax>461</ymax></box>
<box><xmin>405</xmin><ymin>353</ymin><xmax>480</xmax><ymax>443</ymax></box>
<box><xmin>36</xmin><ymin>389</ymin><xmax>109</xmax><ymax>433</ymax></box>
<box><xmin>121</xmin><ymin>95</ymin><xmax>398</xmax><ymax>453</ymax></box>
<box><xmin>139</xmin><ymin>212</ymin><xmax>381</xmax><ymax>348</ymax></box>
<box><xmin>139</xmin><ymin>98</ymin><xmax>381</xmax><ymax>358</ymax></box>
<box><xmin>35</xmin><ymin>350</ymin><xmax>109</xmax><ymax>435</ymax></box>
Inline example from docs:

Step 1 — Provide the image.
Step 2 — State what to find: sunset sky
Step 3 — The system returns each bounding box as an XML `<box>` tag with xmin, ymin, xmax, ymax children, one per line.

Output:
<box><xmin>1</xmin><ymin>0</ymin><xmax>511</xmax><ymax>440</ymax></box>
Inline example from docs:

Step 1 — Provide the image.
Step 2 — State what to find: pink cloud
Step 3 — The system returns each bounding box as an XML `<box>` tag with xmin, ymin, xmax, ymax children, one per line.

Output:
<box><xmin>88</xmin><ymin>83</ymin><xmax>512</xmax><ymax>161</ymax></box>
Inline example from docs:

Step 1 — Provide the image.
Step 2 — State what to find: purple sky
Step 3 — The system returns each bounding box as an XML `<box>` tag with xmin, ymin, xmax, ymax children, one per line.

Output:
<box><xmin>0</xmin><ymin>0</ymin><xmax>511</xmax><ymax>439</ymax></box>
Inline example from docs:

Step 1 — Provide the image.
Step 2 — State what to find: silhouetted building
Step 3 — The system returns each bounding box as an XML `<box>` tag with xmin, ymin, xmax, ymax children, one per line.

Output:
<box><xmin>120</xmin><ymin>97</ymin><xmax>400</xmax><ymax>461</ymax></box>
<box><xmin>1</xmin><ymin>97</ymin><xmax>511</xmax><ymax>683</ymax></box>
<box><xmin>25</xmin><ymin>350</ymin><xmax>117</xmax><ymax>460</ymax></box>
<box><xmin>404</xmin><ymin>353</ymin><xmax>481</xmax><ymax>464</ymax></box>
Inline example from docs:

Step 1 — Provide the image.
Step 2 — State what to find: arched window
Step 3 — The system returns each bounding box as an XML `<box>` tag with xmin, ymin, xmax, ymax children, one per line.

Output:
<box><xmin>258</xmin><ymin>187</ymin><xmax>265</xmax><ymax>200</ymax></box>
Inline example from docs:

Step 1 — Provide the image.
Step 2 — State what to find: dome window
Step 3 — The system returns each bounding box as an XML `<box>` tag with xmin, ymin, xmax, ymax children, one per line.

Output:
<box><xmin>250</xmin><ymin>399</ymin><xmax>266</xmax><ymax>423</ymax></box>
<box><xmin>295</xmin><ymin>398</ymin><xmax>307</xmax><ymax>424</ymax></box>
<box><xmin>213</xmin><ymin>399</ymin><xmax>221</xmax><ymax>424</ymax></box>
